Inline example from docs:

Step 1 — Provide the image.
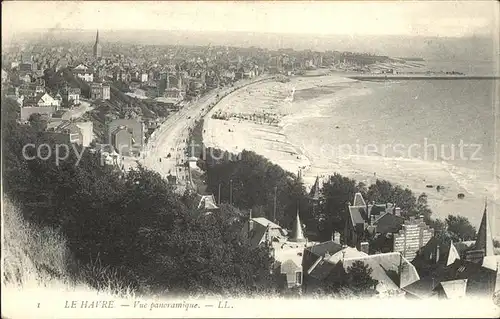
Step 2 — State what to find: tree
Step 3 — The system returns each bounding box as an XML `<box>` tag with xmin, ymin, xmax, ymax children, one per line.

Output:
<box><xmin>345</xmin><ymin>260</ymin><xmax>379</xmax><ymax>296</ymax></box>
<box><xmin>204</xmin><ymin>149</ymin><xmax>310</xmax><ymax>229</ymax></box>
<box><xmin>138</xmin><ymin>200</ymin><xmax>279</xmax><ymax>296</ymax></box>
<box><xmin>3</xmin><ymin>104</ymin><xmax>281</xmax><ymax>296</ymax></box>
<box><xmin>28</xmin><ymin>113</ymin><xmax>48</xmax><ymax>132</ymax></box>
<box><xmin>445</xmin><ymin>215</ymin><xmax>476</xmax><ymax>241</ymax></box>
<box><xmin>367</xmin><ymin>180</ymin><xmax>414</xmax><ymax>212</ymax></box>
<box><xmin>415</xmin><ymin>193</ymin><xmax>433</xmax><ymax>220</ymax></box>
<box><xmin>366</xmin><ymin>179</ymin><xmax>433</xmax><ymax>219</ymax></box>
<box><xmin>43</xmin><ymin>68</ymin><xmax>66</xmax><ymax>94</ymax></box>
<box><xmin>316</xmin><ymin>173</ymin><xmax>365</xmax><ymax>241</ymax></box>
<box><xmin>113</xmin><ymin>80</ymin><xmax>131</xmax><ymax>93</ymax></box>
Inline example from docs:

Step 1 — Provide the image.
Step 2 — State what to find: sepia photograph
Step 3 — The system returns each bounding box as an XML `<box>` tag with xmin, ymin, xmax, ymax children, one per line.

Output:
<box><xmin>1</xmin><ymin>0</ymin><xmax>500</xmax><ymax>318</ymax></box>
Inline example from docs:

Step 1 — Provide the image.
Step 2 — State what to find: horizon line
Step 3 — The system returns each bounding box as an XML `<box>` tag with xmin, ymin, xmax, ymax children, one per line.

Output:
<box><xmin>8</xmin><ymin>28</ymin><xmax>494</xmax><ymax>40</ymax></box>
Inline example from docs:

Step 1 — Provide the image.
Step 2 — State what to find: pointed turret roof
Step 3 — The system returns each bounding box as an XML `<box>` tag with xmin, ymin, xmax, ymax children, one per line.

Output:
<box><xmin>353</xmin><ymin>192</ymin><xmax>366</xmax><ymax>207</ymax></box>
<box><xmin>474</xmin><ymin>201</ymin><xmax>494</xmax><ymax>256</ymax></box>
<box><xmin>288</xmin><ymin>208</ymin><xmax>306</xmax><ymax>243</ymax></box>
<box><xmin>309</xmin><ymin>175</ymin><xmax>322</xmax><ymax>200</ymax></box>
<box><xmin>447</xmin><ymin>240</ymin><xmax>460</xmax><ymax>266</ymax></box>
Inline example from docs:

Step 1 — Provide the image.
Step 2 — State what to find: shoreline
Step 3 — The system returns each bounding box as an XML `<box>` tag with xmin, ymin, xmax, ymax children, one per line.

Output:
<box><xmin>202</xmin><ymin>74</ymin><xmax>500</xmax><ymax>237</ymax></box>
<box><xmin>203</xmin><ymin>75</ymin><xmax>357</xmax><ymax>175</ymax></box>
<box><xmin>346</xmin><ymin>74</ymin><xmax>500</xmax><ymax>80</ymax></box>
<box><xmin>139</xmin><ymin>75</ymin><xmax>275</xmax><ymax>184</ymax></box>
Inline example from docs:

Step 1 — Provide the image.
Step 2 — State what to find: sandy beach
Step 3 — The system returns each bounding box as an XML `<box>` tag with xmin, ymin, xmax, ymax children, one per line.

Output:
<box><xmin>203</xmin><ymin>75</ymin><xmax>357</xmax><ymax>173</ymax></box>
<box><xmin>203</xmin><ymin>75</ymin><xmax>500</xmax><ymax>237</ymax></box>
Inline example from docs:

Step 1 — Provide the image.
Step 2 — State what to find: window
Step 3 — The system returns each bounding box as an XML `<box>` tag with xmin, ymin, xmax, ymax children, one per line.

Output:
<box><xmin>295</xmin><ymin>271</ymin><xmax>302</xmax><ymax>285</ymax></box>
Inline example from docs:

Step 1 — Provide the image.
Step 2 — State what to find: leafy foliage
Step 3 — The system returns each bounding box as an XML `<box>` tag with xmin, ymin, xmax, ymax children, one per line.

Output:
<box><xmin>312</xmin><ymin>260</ymin><xmax>378</xmax><ymax>298</ymax></box>
<box><xmin>316</xmin><ymin>173</ymin><xmax>366</xmax><ymax>240</ymax></box>
<box><xmin>3</xmin><ymin>94</ymin><xmax>279</xmax><ymax>296</ymax></box>
<box><xmin>366</xmin><ymin>180</ymin><xmax>432</xmax><ymax>219</ymax></box>
<box><xmin>204</xmin><ymin>149</ymin><xmax>311</xmax><ymax>230</ymax></box>
<box><xmin>113</xmin><ymin>80</ymin><xmax>131</xmax><ymax>93</ymax></box>
<box><xmin>42</xmin><ymin>68</ymin><xmax>66</xmax><ymax>94</ymax></box>
<box><xmin>28</xmin><ymin>113</ymin><xmax>48</xmax><ymax>131</ymax></box>
<box><xmin>445</xmin><ymin>214</ymin><xmax>477</xmax><ymax>241</ymax></box>
<box><xmin>345</xmin><ymin>260</ymin><xmax>379</xmax><ymax>296</ymax></box>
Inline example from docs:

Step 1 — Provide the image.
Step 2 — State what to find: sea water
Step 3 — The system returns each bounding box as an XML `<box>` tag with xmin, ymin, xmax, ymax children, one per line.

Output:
<box><xmin>284</xmin><ymin>78</ymin><xmax>498</xmax><ymax>235</ymax></box>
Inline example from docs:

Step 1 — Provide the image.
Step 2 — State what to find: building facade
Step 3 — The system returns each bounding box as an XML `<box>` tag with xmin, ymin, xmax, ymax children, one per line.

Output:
<box><xmin>44</xmin><ymin>121</ymin><xmax>93</xmax><ymax>146</ymax></box>
<box><xmin>393</xmin><ymin>216</ymin><xmax>434</xmax><ymax>261</ymax></box>
<box><xmin>90</xmin><ymin>83</ymin><xmax>110</xmax><ymax>100</ymax></box>
<box><xmin>344</xmin><ymin>192</ymin><xmax>406</xmax><ymax>252</ymax></box>
<box><xmin>241</xmin><ymin>211</ymin><xmax>311</xmax><ymax>290</ymax></box>
<box><xmin>107</xmin><ymin>119</ymin><xmax>144</xmax><ymax>156</ymax></box>
<box><xmin>66</xmin><ymin>88</ymin><xmax>81</xmax><ymax>105</ymax></box>
<box><xmin>20</xmin><ymin>106</ymin><xmax>55</xmax><ymax>122</ymax></box>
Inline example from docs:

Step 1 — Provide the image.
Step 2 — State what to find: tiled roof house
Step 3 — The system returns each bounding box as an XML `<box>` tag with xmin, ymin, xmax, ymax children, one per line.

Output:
<box><xmin>302</xmin><ymin>241</ymin><xmax>420</xmax><ymax>296</ymax></box>
<box><xmin>241</xmin><ymin>212</ymin><xmax>312</xmax><ymax>289</ymax></box>
<box><xmin>403</xmin><ymin>258</ymin><xmax>498</xmax><ymax>299</ymax></box>
<box><xmin>344</xmin><ymin>192</ymin><xmax>405</xmax><ymax>251</ymax></box>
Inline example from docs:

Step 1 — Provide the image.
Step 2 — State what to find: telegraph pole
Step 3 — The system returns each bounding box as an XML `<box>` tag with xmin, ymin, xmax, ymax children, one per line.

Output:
<box><xmin>218</xmin><ymin>183</ymin><xmax>221</xmax><ymax>204</ymax></box>
<box><xmin>273</xmin><ymin>186</ymin><xmax>277</xmax><ymax>222</ymax></box>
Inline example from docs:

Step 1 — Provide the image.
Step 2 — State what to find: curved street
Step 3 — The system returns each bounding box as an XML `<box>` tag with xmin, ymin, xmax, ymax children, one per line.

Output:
<box><xmin>139</xmin><ymin>75</ymin><xmax>273</xmax><ymax>187</ymax></box>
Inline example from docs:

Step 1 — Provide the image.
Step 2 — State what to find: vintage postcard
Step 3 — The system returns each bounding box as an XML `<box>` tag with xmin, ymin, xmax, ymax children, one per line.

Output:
<box><xmin>1</xmin><ymin>0</ymin><xmax>500</xmax><ymax>318</ymax></box>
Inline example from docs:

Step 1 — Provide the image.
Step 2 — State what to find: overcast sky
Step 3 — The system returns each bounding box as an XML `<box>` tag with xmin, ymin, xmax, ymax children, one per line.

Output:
<box><xmin>2</xmin><ymin>1</ymin><xmax>498</xmax><ymax>38</ymax></box>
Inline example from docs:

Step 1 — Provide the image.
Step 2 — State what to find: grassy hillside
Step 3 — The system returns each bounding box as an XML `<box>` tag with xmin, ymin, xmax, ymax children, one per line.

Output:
<box><xmin>1</xmin><ymin>198</ymin><xmax>138</xmax><ymax>317</ymax></box>
<box><xmin>2</xmin><ymin>197</ymin><xmax>135</xmax><ymax>292</ymax></box>
<box><xmin>3</xmin><ymin>197</ymin><xmax>74</xmax><ymax>287</ymax></box>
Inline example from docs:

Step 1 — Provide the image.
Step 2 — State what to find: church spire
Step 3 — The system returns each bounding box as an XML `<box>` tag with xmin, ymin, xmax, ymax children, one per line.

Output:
<box><xmin>93</xmin><ymin>29</ymin><xmax>102</xmax><ymax>59</ymax></box>
<box><xmin>289</xmin><ymin>206</ymin><xmax>306</xmax><ymax>243</ymax></box>
<box><xmin>309</xmin><ymin>175</ymin><xmax>321</xmax><ymax>200</ymax></box>
<box><xmin>474</xmin><ymin>200</ymin><xmax>494</xmax><ymax>256</ymax></box>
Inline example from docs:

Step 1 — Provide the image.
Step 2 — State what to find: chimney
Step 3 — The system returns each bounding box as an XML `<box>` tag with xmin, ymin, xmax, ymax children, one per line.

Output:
<box><xmin>366</xmin><ymin>201</ymin><xmax>370</xmax><ymax>221</ymax></box>
<box><xmin>265</xmin><ymin>224</ymin><xmax>272</xmax><ymax>244</ymax></box>
<box><xmin>360</xmin><ymin>242</ymin><xmax>369</xmax><ymax>254</ymax></box>
<box><xmin>334</xmin><ymin>231</ymin><xmax>341</xmax><ymax>245</ymax></box>
<box><xmin>395</xmin><ymin>207</ymin><xmax>401</xmax><ymax>216</ymax></box>
<box><xmin>386</xmin><ymin>203</ymin><xmax>394</xmax><ymax>214</ymax></box>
